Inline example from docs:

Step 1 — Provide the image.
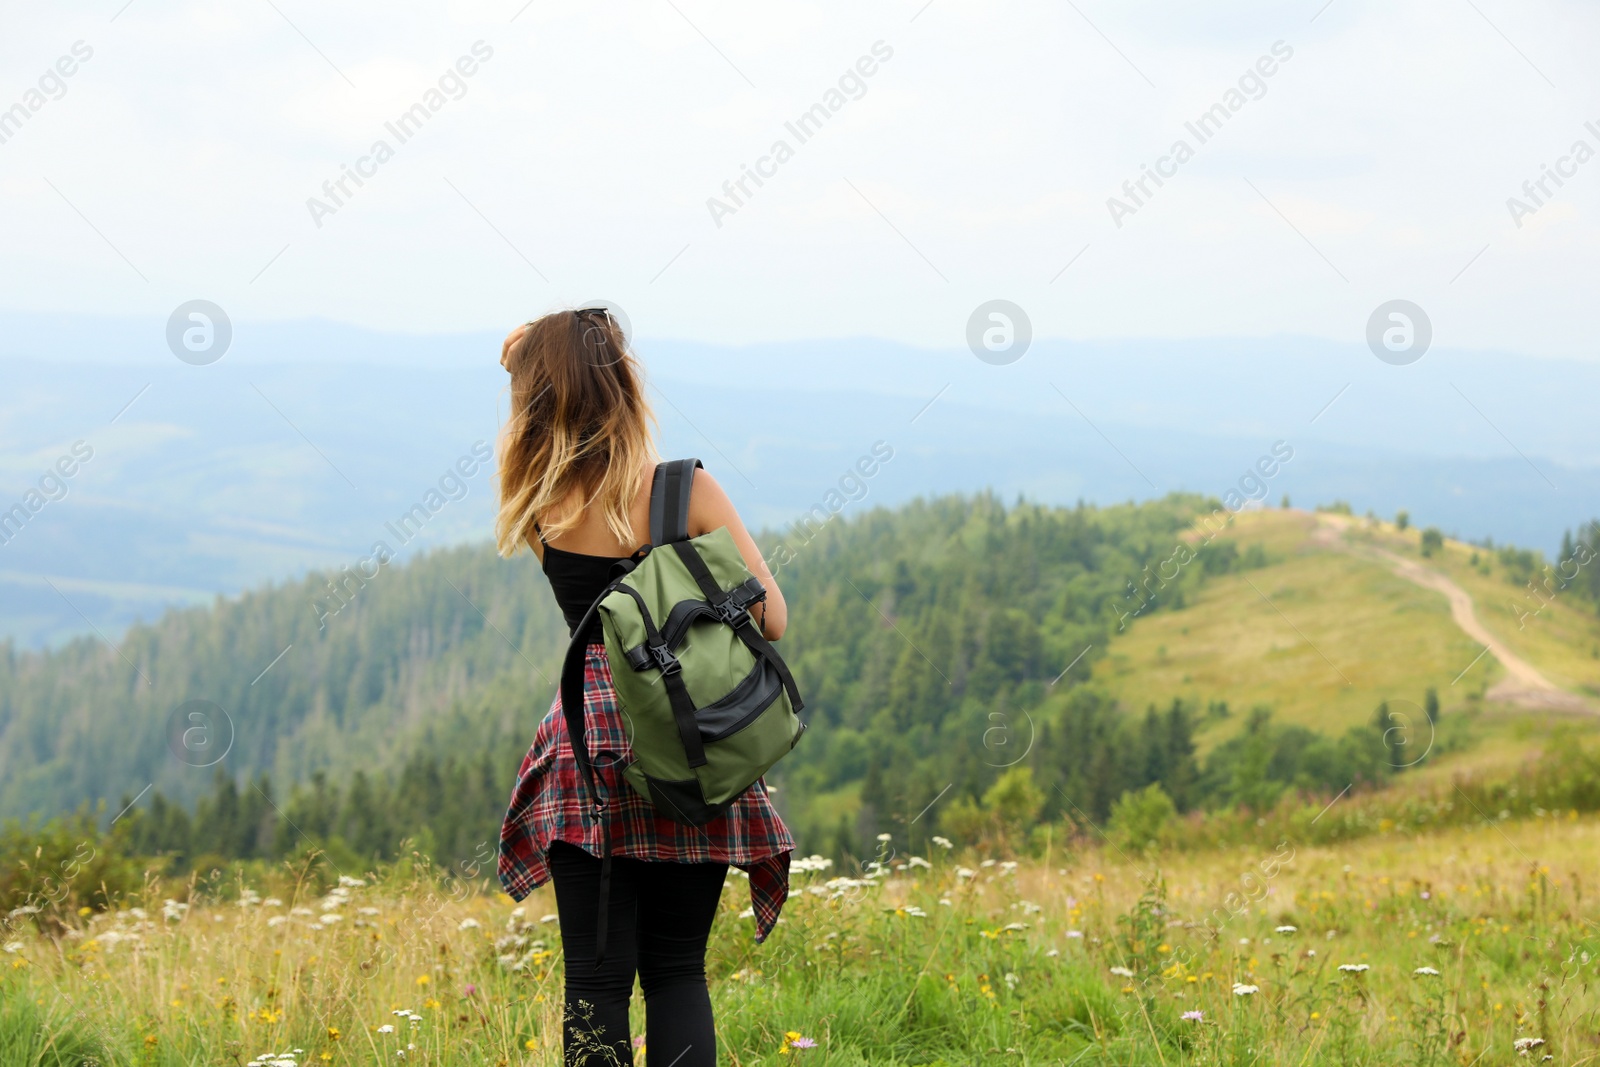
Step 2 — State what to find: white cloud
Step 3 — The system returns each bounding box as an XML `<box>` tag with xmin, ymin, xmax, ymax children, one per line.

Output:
<box><xmin>0</xmin><ymin>0</ymin><xmax>1595</xmax><ymax>357</ymax></box>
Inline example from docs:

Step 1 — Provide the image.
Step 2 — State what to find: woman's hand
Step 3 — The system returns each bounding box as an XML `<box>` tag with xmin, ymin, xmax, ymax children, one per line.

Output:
<box><xmin>501</xmin><ymin>323</ymin><xmax>530</xmax><ymax>369</ymax></box>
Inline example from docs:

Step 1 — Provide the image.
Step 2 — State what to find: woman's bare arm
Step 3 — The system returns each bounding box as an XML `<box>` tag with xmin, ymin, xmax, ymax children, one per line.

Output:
<box><xmin>687</xmin><ymin>468</ymin><xmax>788</xmax><ymax>640</ymax></box>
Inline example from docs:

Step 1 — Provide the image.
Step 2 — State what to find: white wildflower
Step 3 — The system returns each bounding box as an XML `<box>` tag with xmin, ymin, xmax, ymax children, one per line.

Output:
<box><xmin>931</xmin><ymin>836</ymin><xmax>954</xmax><ymax>849</ymax></box>
<box><xmin>1275</xmin><ymin>925</ymin><xmax>1297</xmax><ymax>934</ymax></box>
<box><xmin>956</xmin><ymin>867</ymin><xmax>976</xmax><ymax>880</ymax></box>
<box><xmin>459</xmin><ymin>918</ymin><xmax>480</xmax><ymax>931</ymax></box>
<box><xmin>1109</xmin><ymin>966</ymin><xmax>1134</xmax><ymax>978</ymax></box>
<box><xmin>1414</xmin><ymin>966</ymin><xmax>1440</xmax><ymax>976</ymax></box>
<box><xmin>1232</xmin><ymin>983</ymin><xmax>1259</xmax><ymax>996</ymax></box>
<box><xmin>908</xmin><ymin>856</ymin><xmax>932</xmax><ymax>870</ymax></box>
<box><xmin>876</xmin><ymin>833</ymin><xmax>891</xmax><ymax>842</ymax></box>
<box><xmin>377</xmin><ymin>1025</ymin><xmax>395</xmax><ymax>1034</ymax></box>
<box><xmin>1338</xmin><ymin>963</ymin><xmax>1370</xmax><ymax>973</ymax></box>
<box><xmin>540</xmin><ymin>914</ymin><xmax>558</xmax><ymax>924</ymax></box>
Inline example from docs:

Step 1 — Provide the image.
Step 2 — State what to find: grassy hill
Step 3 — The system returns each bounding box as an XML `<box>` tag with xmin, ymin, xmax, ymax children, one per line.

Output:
<box><xmin>1094</xmin><ymin>507</ymin><xmax>1600</xmax><ymax>752</ymax></box>
<box><xmin>3</xmin><ymin>492</ymin><xmax>1598</xmax><ymax>867</ymax></box>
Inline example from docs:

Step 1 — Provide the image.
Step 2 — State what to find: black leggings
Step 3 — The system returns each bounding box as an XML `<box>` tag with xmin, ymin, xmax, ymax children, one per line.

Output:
<box><xmin>547</xmin><ymin>840</ymin><xmax>728</xmax><ymax>1066</ymax></box>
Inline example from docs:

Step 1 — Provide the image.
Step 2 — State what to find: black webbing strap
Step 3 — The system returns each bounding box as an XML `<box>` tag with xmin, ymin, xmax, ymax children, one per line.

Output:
<box><xmin>669</xmin><ymin>539</ymin><xmax>805</xmax><ymax>714</ymax></box>
<box><xmin>649</xmin><ymin>458</ymin><xmax>702</xmax><ymax>545</ymax></box>
<box><xmin>610</xmin><ymin>583</ymin><xmax>707</xmax><ymax>768</ymax></box>
<box><xmin>556</xmin><ymin>557</ymin><xmax>641</xmax><ymax>969</ymax></box>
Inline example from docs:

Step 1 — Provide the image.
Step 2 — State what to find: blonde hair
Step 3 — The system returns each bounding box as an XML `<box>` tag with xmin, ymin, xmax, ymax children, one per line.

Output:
<box><xmin>495</xmin><ymin>309</ymin><xmax>658</xmax><ymax>557</ymax></box>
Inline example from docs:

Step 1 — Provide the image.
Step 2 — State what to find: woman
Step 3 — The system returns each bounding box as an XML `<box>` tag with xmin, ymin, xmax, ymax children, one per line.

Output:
<box><xmin>495</xmin><ymin>308</ymin><xmax>794</xmax><ymax>1067</ymax></box>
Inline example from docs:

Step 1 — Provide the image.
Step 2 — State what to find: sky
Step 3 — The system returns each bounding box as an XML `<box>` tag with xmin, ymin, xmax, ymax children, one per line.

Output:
<box><xmin>2</xmin><ymin>0</ymin><xmax>1599</xmax><ymax>358</ymax></box>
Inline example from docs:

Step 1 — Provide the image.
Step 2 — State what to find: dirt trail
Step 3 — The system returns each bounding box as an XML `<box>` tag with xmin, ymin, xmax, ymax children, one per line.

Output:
<box><xmin>1310</xmin><ymin>515</ymin><xmax>1595</xmax><ymax>714</ymax></box>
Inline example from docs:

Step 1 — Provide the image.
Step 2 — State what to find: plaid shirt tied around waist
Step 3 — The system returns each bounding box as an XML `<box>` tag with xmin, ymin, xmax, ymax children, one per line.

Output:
<box><xmin>498</xmin><ymin>643</ymin><xmax>794</xmax><ymax>941</ymax></box>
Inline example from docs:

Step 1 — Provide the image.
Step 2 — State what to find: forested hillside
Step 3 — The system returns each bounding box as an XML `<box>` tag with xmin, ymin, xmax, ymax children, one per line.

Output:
<box><xmin>4</xmin><ymin>494</ymin><xmax>1595</xmax><ymax>868</ymax></box>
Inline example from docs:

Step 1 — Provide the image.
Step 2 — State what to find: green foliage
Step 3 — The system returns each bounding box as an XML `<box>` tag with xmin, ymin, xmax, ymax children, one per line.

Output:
<box><xmin>1108</xmin><ymin>783</ymin><xmax>1176</xmax><ymax>853</ymax></box>
<box><xmin>0</xmin><ymin>807</ymin><xmax>150</xmax><ymax>922</ymax></box>
<box><xmin>1420</xmin><ymin>527</ymin><xmax>1444</xmax><ymax>557</ymax></box>
<box><xmin>0</xmin><ymin>995</ymin><xmax>104</xmax><ymax>1067</ymax></box>
<box><xmin>1396</xmin><ymin>510</ymin><xmax>1410</xmax><ymax>531</ymax></box>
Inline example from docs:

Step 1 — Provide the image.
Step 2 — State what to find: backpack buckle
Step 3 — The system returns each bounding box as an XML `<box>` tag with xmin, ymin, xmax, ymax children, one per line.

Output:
<box><xmin>714</xmin><ymin>596</ymin><xmax>751</xmax><ymax>627</ymax></box>
<box><xmin>648</xmin><ymin>641</ymin><xmax>681</xmax><ymax>675</ymax></box>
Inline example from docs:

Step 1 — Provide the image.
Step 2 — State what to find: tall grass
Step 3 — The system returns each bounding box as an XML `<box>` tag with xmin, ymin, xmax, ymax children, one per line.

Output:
<box><xmin>6</xmin><ymin>815</ymin><xmax>1600</xmax><ymax>1065</ymax></box>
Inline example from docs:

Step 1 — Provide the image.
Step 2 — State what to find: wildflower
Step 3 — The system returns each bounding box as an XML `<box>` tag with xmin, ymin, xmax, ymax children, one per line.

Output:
<box><xmin>1514</xmin><ymin>1037</ymin><xmax>1546</xmax><ymax>1054</ymax></box>
<box><xmin>1275</xmin><ymin>925</ymin><xmax>1297</xmax><ymax>934</ymax></box>
<box><xmin>876</xmin><ymin>833</ymin><xmax>891</xmax><ymax>842</ymax></box>
<box><xmin>319</xmin><ymin>914</ymin><xmax>342</xmax><ymax>925</ymax></box>
<box><xmin>1232</xmin><ymin>983</ymin><xmax>1259</xmax><ymax>996</ymax></box>
<box><xmin>1046</xmin><ymin>949</ymin><xmax>1060</xmax><ymax>957</ymax></box>
<box><xmin>908</xmin><ymin>856</ymin><xmax>932</xmax><ymax>870</ymax></box>
<box><xmin>956</xmin><ymin>868</ymin><xmax>976</xmax><ymax>880</ymax></box>
<box><xmin>1181</xmin><ymin>1010</ymin><xmax>1203</xmax><ymax>1021</ymax></box>
<box><xmin>262</xmin><ymin>898</ymin><xmax>283</xmax><ymax>907</ymax></box>
<box><xmin>981</xmin><ymin>859</ymin><xmax>996</xmax><ymax>868</ymax></box>
<box><xmin>463</xmin><ymin>984</ymin><xmax>477</xmax><ymax>997</ymax></box>
<box><xmin>327</xmin><ymin>1028</ymin><xmax>341</xmax><ymax>1041</ymax></box>
<box><xmin>415</xmin><ymin>974</ymin><xmax>430</xmax><ymax>986</ymax></box>
<box><xmin>1413</xmin><ymin>966</ymin><xmax>1440</xmax><ymax>976</ymax></box>
<box><xmin>2</xmin><ymin>943</ymin><xmax>21</xmax><ymax>954</ymax></box>
<box><xmin>932</xmin><ymin>836</ymin><xmax>954</xmax><ymax>849</ymax></box>
<box><xmin>459</xmin><ymin>918</ymin><xmax>480</xmax><ymax>931</ymax></box>
<box><xmin>540</xmin><ymin>914</ymin><xmax>558</xmax><ymax>924</ymax></box>
<box><xmin>1109</xmin><ymin>966</ymin><xmax>1134</xmax><ymax>978</ymax></box>
<box><xmin>792</xmin><ymin>1038</ymin><xmax>817</xmax><ymax>1049</ymax></box>
<box><xmin>267</xmin><ymin>917</ymin><xmax>287</xmax><ymax>928</ymax></box>
<box><xmin>1338</xmin><ymin>963</ymin><xmax>1370</xmax><ymax>973</ymax></box>
<box><xmin>377</xmin><ymin>1026</ymin><xmax>395</xmax><ymax>1034</ymax></box>
<box><xmin>338</xmin><ymin>876</ymin><xmax>366</xmax><ymax>888</ymax></box>
<box><xmin>1066</xmin><ymin>930</ymin><xmax>1084</xmax><ymax>939</ymax></box>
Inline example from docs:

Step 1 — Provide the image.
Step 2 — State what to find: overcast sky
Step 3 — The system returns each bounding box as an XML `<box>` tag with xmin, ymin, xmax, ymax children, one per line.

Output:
<box><xmin>2</xmin><ymin>0</ymin><xmax>1598</xmax><ymax>357</ymax></box>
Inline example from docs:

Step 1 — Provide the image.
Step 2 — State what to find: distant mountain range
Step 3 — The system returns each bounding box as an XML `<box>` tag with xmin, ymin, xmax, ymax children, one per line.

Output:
<box><xmin>2</xmin><ymin>309</ymin><xmax>1595</xmax><ymax>648</ymax></box>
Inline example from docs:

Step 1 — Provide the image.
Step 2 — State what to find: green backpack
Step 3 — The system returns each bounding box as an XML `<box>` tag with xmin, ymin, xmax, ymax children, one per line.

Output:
<box><xmin>560</xmin><ymin>458</ymin><xmax>806</xmax><ymax>836</ymax></box>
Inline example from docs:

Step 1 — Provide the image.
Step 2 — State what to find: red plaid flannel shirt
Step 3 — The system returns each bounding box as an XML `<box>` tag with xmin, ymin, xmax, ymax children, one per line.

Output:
<box><xmin>498</xmin><ymin>643</ymin><xmax>794</xmax><ymax>941</ymax></box>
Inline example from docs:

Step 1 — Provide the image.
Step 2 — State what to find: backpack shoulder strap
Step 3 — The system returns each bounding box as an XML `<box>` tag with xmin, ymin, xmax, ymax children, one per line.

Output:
<box><xmin>648</xmin><ymin>458</ymin><xmax>703</xmax><ymax>545</ymax></box>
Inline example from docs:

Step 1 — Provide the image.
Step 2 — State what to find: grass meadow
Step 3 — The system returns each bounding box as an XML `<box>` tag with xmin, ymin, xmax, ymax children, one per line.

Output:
<box><xmin>7</xmin><ymin>812</ymin><xmax>1600</xmax><ymax>1066</ymax></box>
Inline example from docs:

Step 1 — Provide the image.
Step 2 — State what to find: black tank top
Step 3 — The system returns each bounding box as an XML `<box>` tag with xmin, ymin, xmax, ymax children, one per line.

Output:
<box><xmin>538</xmin><ymin>526</ymin><xmax>632</xmax><ymax>643</ymax></box>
